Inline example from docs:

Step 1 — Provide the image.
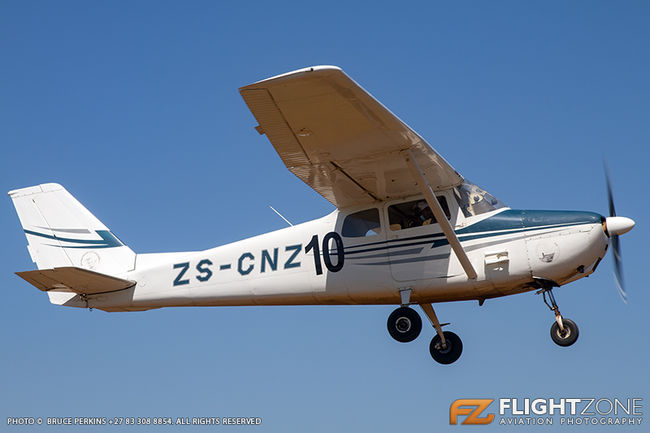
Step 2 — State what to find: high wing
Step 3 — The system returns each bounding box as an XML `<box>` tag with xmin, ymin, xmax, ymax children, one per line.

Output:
<box><xmin>239</xmin><ymin>66</ymin><xmax>463</xmax><ymax>208</ymax></box>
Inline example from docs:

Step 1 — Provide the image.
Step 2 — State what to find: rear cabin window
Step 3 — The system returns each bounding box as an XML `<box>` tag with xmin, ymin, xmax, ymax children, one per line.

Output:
<box><xmin>388</xmin><ymin>197</ymin><xmax>450</xmax><ymax>231</ymax></box>
<box><xmin>342</xmin><ymin>209</ymin><xmax>381</xmax><ymax>238</ymax></box>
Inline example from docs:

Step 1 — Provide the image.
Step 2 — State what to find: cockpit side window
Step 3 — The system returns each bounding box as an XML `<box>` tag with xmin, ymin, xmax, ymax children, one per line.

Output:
<box><xmin>454</xmin><ymin>180</ymin><xmax>506</xmax><ymax>218</ymax></box>
<box><xmin>388</xmin><ymin>197</ymin><xmax>450</xmax><ymax>231</ymax></box>
<box><xmin>342</xmin><ymin>208</ymin><xmax>381</xmax><ymax>238</ymax></box>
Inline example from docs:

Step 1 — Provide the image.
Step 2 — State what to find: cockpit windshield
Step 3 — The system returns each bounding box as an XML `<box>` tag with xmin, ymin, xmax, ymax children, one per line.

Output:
<box><xmin>454</xmin><ymin>180</ymin><xmax>506</xmax><ymax>218</ymax></box>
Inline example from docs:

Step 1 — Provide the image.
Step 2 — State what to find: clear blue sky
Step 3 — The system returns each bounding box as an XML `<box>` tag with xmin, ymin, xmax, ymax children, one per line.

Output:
<box><xmin>1</xmin><ymin>1</ymin><xmax>648</xmax><ymax>431</ymax></box>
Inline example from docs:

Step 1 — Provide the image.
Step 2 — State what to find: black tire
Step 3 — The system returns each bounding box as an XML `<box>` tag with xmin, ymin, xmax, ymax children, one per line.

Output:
<box><xmin>429</xmin><ymin>331</ymin><xmax>463</xmax><ymax>364</ymax></box>
<box><xmin>387</xmin><ymin>307</ymin><xmax>422</xmax><ymax>343</ymax></box>
<box><xmin>550</xmin><ymin>318</ymin><xmax>579</xmax><ymax>347</ymax></box>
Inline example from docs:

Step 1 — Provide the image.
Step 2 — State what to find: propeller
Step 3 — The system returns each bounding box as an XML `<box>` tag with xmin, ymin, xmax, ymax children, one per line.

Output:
<box><xmin>604</xmin><ymin>165</ymin><xmax>634</xmax><ymax>303</ymax></box>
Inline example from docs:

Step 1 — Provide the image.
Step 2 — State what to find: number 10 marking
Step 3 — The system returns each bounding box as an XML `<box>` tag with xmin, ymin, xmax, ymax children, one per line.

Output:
<box><xmin>305</xmin><ymin>232</ymin><xmax>345</xmax><ymax>275</ymax></box>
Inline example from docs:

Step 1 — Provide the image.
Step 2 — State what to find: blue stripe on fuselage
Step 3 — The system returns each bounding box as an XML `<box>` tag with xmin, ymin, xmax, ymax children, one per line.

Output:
<box><xmin>344</xmin><ymin>209</ymin><xmax>602</xmax><ymax>259</ymax></box>
<box><xmin>458</xmin><ymin>209</ymin><xmax>602</xmax><ymax>235</ymax></box>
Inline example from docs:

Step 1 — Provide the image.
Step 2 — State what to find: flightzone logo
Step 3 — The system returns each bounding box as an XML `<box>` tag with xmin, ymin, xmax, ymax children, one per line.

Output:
<box><xmin>450</xmin><ymin>398</ymin><xmax>643</xmax><ymax>426</ymax></box>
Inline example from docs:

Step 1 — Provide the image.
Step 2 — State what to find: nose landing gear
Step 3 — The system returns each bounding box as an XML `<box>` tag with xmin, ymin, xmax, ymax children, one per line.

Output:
<box><xmin>539</xmin><ymin>285</ymin><xmax>579</xmax><ymax>347</ymax></box>
<box><xmin>550</xmin><ymin>317</ymin><xmax>579</xmax><ymax>347</ymax></box>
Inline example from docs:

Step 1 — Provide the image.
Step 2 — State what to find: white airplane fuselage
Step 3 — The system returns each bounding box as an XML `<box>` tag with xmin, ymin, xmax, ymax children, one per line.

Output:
<box><xmin>57</xmin><ymin>193</ymin><xmax>609</xmax><ymax>312</ymax></box>
<box><xmin>10</xmin><ymin>65</ymin><xmax>636</xmax><ymax>365</ymax></box>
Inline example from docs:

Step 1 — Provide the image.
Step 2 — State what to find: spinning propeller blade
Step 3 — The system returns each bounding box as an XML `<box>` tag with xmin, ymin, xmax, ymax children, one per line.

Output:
<box><xmin>604</xmin><ymin>165</ymin><xmax>627</xmax><ymax>303</ymax></box>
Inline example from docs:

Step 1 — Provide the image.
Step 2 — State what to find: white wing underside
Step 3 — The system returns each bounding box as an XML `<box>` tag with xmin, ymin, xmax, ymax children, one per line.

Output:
<box><xmin>239</xmin><ymin>66</ymin><xmax>463</xmax><ymax>208</ymax></box>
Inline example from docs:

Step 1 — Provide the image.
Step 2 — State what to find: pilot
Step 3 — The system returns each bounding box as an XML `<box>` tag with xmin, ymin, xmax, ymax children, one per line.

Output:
<box><xmin>422</xmin><ymin>206</ymin><xmax>435</xmax><ymax>225</ymax></box>
<box><xmin>417</xmin><ymin>201</ymin><xmax>435</xmax><ymax>225</ymax></box>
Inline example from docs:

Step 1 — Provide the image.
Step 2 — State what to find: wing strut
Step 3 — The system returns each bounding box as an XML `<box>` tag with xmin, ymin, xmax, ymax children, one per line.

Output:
<box><xmin>401</xmin><ymin>150</ymin><xmax>478</xmax><ymax>280</ymax></box>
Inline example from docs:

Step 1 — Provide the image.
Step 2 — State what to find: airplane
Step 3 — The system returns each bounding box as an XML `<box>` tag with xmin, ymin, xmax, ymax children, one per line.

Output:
<box><xmin>9</xmin><ymin>66</ymin><xmax>635</xmax><ymax>365</ymax></box>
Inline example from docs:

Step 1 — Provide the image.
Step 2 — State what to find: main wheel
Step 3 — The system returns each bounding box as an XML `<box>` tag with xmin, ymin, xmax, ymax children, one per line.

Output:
<box><xmin>387</xmin><ymin>307</ymin><xmax>422</xmax><ymax>343</ymax></box>
<box><xmin>429</xmin><ymin>331</ymin><xmax>463</xmax><ymax>364</ymax></box>
<box><xmin>550</xmin><ymin>318</ymin><xmax>579</xmax><ymax>347</ymax></box>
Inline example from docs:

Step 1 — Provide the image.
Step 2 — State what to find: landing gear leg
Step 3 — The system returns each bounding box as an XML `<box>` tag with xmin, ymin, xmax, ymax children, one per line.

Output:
<box><xmin>539</xmin><ymin>286</ymin><xmax>579</xmax><ymax>347</ymax></box>
<box><xmin>420</xmin><ymin>303</ymin><xmax>462</xmax><ymax>365</ymax></box>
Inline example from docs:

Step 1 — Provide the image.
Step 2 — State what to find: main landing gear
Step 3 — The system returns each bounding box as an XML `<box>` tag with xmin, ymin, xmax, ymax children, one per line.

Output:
<box><xmin>538</xmin><ymin>284</ymin><xmax>579</xmax><ymax>347</ymax></box>
<box><xmin>387</xmin><ymin>307</ymin><xmax>422</xmax><ymax>342</ymax></box>
<box><xmin>386</xmin><ymin>289</ymin><xmax>463</xmax><ymax>365</ymax></box>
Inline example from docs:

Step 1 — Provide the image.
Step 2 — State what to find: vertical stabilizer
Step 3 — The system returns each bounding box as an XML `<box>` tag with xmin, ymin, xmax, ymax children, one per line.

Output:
<box><xmin>8</xmin><ymin>183</ymin><xmax>135</xmax><ymax>276</ymax></box>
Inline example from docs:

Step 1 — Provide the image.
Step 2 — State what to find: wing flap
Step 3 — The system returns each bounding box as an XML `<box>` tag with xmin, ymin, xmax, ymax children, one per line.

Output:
<box><xmin>16</xmin><ymin>267</ymin><xmax>134</xmax><ymax>295</ymax></box>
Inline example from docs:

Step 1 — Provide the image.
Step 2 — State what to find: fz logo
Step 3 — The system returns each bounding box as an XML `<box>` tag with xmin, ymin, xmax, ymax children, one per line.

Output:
<box><xmin>450</xmin><ymin>399</ymin><xmax>495</xmax><ymax>425</ymax></box>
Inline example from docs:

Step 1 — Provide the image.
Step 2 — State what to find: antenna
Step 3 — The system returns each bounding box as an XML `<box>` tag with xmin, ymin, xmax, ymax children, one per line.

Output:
<box><xmin>269</xmin><ymin>205</ymin><xmax>294</xmax><ymax>227</ymax></box>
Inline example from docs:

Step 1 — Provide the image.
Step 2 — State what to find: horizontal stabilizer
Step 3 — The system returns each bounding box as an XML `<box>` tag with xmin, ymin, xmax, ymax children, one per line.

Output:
<box><xmin>16</xmin><ymin>267</ymin><xmax>134</xmax><ymax>295</ymax></box>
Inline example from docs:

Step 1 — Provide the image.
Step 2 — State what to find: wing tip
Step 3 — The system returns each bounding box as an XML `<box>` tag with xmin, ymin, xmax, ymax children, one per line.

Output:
<box><xmin>240</xmin><ymin>65</ymin><xmax>343</xmax><ymax>90</ymax></box>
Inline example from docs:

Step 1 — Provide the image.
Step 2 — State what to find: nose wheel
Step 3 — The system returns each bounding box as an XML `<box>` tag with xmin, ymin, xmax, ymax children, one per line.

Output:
<box><xmin>550</xmin><ymin>318</ymin><xmax>579</xmax><ymax>346</ymax></box>
<box><xmin>539</xmin><ymin>285</ymin><xmax>579</xmax><ymax>347</ymax></box>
